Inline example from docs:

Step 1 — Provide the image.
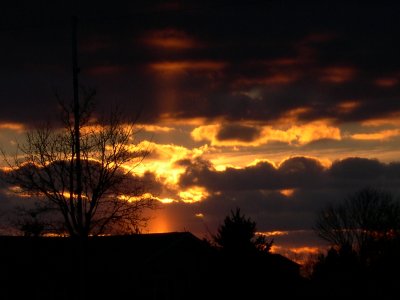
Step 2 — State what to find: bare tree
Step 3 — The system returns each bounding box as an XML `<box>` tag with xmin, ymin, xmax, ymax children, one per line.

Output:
<box><xmin>314</xmin><ymin>187</ymin><xmax>400</xmax><ymax>258</ymax></box>
<box><xmin>3</xmin><ymin>95</ymin><xmax>156</xmax><ymax>238</ymax></box>
<box><xmin>313</xmin><ymin>188</ymin><xmax>400</xmax><ymax>297</ymax></box>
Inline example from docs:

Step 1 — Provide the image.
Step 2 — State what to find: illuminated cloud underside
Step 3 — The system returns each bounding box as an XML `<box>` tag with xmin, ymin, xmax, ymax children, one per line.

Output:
<box><xmin>351</xmin><ymin>129</ymin><xmax>400</xmax><ymax>140</ymax></box>
<box><xmin>191</xmin><ymin>121</ymin><xmax>341</xmax><ymax>146</ymax></box>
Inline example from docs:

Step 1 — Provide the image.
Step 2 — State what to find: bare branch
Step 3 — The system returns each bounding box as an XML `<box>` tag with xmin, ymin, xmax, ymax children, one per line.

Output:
<box><xmin>3</xmin><ymin>96</ymin><xmax>156</xmax><ymax>238</ymax></box>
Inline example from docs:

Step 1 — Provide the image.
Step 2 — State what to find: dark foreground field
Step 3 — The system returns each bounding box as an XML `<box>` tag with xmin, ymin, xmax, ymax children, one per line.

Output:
<box><xmin>0</xmin><ymin>233</ymin><xmax>304</xmax><ymax>300</ymax></box>
<box><xmin>0</xmin><ymin>233</ymin><xmax>398</xmax><ymax>300</ymax></box>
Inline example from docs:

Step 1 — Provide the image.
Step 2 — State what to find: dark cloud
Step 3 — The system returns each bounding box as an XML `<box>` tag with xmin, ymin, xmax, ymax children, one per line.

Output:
<box><xmin>180</xmin><ymin>156</ymin><xmax>400</xmax><ymax>193</ymax></box>
<box><xmin>138</xmin><ymin>171</ymin><xmax>182</xmax><ymax>201</ymax></box>
<box><xmin>278</xmin><ymin>157</ymin><xmax>325</xmax><ymax>188</ymax></box>
<box><xmin>137</xmin><ymin>171</ymin><xmax>165</xmax><ymax>196</ymax></box>
<box><xmin>179</xmin><ymin>158</ymin><xmax>280</xmax><ymax>191</ymax></box>
<box><xmin>150</xmin><ymin>156</ymin><xmax>400</xmax><ymax>251</ymax></box>
<box><xmin>1</xmin><ymin>2</ymin><xmax>400</xmax><ymax>125</ymax></box>
<box><xmin>174</xmin><ymin>156</ymin><xmax>400</xmax><ymax>239</ymax></box>
<box><xmin>329</xmin><ymin>157</ymin><xmax>385</xmax><ymax>181</ymax></box>
<box><xmin>179</xmin><ymin>156</ymin><xmax>326</xmax><ymax>191</ymax></box>
<box><xmin>216</xmin><ymin>124</ymin><xmax>261</xmax><ymax>142</ymax></box>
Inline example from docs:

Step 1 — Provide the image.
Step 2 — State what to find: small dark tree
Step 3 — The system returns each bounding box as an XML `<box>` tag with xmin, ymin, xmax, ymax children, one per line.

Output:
<box><xmin>312</xmin><ymin>245</ymin><xmax>360</xmax><ymax>281</ymax></box>
<box><xmin>211</xmin><ymin>208</ymin><xmax>275</xmax><ymax>300</ymax></box>
<box><xmin>214</xmin><ymin>207</ymin><xmax>273</xmax><ymax>255</ymax></box>
<box><xmin>11</xmin><ymin>201</ymin><xmax>62</xmax><ymax>237</ymax></box>
<box><xmin>19</xmin><ymin>211</ymin><xmax>45</xmax><ymax>237</ymax></box>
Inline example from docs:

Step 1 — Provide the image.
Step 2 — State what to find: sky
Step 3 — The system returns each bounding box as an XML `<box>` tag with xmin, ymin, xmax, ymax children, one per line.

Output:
<box><xmin>1</xmin><ymin>1</ymin><xmax>400</xmax><ymax>258</ymax></box>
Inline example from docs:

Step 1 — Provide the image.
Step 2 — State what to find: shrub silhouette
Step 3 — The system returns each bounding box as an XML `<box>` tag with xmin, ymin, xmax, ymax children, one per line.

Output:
<box><xmin>213</xmin><ymin>207</ymin><xmax>273</xmax><ymax>255</ymax></box>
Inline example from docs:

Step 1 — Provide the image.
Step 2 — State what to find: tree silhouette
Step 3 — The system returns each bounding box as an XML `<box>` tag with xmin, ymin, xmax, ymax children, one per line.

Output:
<box><xmin>315</xmin><ymin>187</ymin><xmax>400</xmax><ymax>262</ymax></box>
<box><xmin>214</xmin><ymin>207</ymin><xmax>273</xmax><ymax>255</ymax></box>
<box><xmin>13</xmin><ymin>203</ymin><xmax>49</xmax><ymax>237</ymax></box>
<box><xmin>3</xmin><ymin>95</ymin><xmax>156</xmax><ymax>238</ymax></box>
<box><xmin>312</xmin><ymin>187</ymin><xmax>400</xmax><ymax>298</ymax></box>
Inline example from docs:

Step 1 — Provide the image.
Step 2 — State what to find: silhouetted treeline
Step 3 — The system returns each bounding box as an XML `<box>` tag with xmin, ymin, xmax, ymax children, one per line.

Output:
<box><xmin>0</xmin><ymin>233</ymin><xmax>303</xmax><ymax>300</ymax></box>
<box><xmin>0</xmin><ymin>208</ymin><xmax>305</xmax><ymax>300</ymax></box>
<box><xmin>2</xmin><ymin>192</ymin><xmax>399</xmax><ymax>300</ymax></box>
<box><xmin>309</xmin><ymin>187</ymin><xmax>400</xmax><ymax>299</ymax></box>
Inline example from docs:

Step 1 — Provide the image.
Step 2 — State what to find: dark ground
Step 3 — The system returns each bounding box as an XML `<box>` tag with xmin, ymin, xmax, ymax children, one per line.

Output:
<box><xmin>0</xmin><ymin>234</ymin><xmax>398</xmax><ymax>300</ymax></box>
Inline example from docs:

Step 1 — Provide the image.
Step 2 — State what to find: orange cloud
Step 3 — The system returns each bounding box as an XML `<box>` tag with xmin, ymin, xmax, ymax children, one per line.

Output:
<box><xmin>131</xmin><ymin>141</ymin><xmax>206</xmax><ymax>185</ymax></box>
<box><xmin>124</xmin><ymin>141</ymin><xmax>215</xmax><ymax>204</ymax></box>
<box><xmin>210</xmin><ymin>156</ymin><xmax>272</xmax><ymax>172</ymax></box>
<box><xmin>275</xmin><ymin>107</ymin><xmax>313</xmax><ymax>125</ymax></box>
<box><xmin>280</xmin><ymin>189</ymin><xmax>295</xmax><ymax>197</ymax></box>
<box><xmin>149</xmin><ymin>60</ymin><xmax>226</xmax><ymax>73</ymax></box>
<box><xmin>282</xmin><ymin>122</ymin><xmax>341</xmax><ymax>145</ymax></box>
<box><xmin>336</xmin><ymin>100</ymin><xmax>360</xmax><ymax>114</ymax></box>
<box><xmin>361</xmin><ymin>113</ymin><xmax>400</xmax><ymax>127</ymax></box>
<box><xmin>269</xmin><ymin>121</ymin><xmax>341</xmax><ymax>145</ymax></box>
<box><xmin>191</xmin><ymin>124</ymin><xmax>222</xmax><ymax>144</ymax></box>
<box><xmin>138</xmin><ymin>124</ymin><xmax>175</xmax><ymax>133</ymax></box>
<box><xmin>320</xmin><ymin>66</ymin><xmax>356</xmax><ymax>83</ymax></box>
<box><xmin>235</xmin><ymin>73</ymin><xmax>299</xmax><ymax>86</ymax></box>
<box><xmin>374</xmin><ymin>77</ymin><xmax>398</xmax><ymax>87</ymax></box>
<box><xmin>118</xmin><ymin>193</ymin><xmax>176</xmax><ymax>205</ymax></box>
<box><xmin>179</xmin><ymin>187</ymin><xmax>209</xmax><ymax>203</ymax></box>
<box><xmin>144</xmin><ymin>29</ymin><xmax>198</xmax><ymax>50</ymax></box>
<box><xmin>351</xmin><ymin>129</ymin><xmax>400</xmax><ymax>141</ymax></box>
<box><xmin>271</xmin><ymin>245</ymin><xmax>320</xmax><ymax>256</ymax></box>
<box><xmin>0</xmin><ymin>122</ymin><xmax>25</xmax><ymax>132</ymax></box>
<box><xmin>257</xmin><ymin>230</ymin><xmax>289</xmax><ymax>237</ymax></box>
<box><xmin>271</xmin><ymin>245</ymin><xmax>321</xmax><ymax>265</ymax></box>
<box><xmin>157</xmin><ymin>117</ymin><xmax>207</xmax><ymax>126</ymax></box>
<box><xmin>191</xmin><ymin>121</ymin><xmax>341</xmax><ymax>147</ymax></box>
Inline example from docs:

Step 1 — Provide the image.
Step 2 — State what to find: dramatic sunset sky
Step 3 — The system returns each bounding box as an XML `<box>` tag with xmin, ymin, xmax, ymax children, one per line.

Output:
<box><xmin>1</xmin><ymin>1</ymin><xmax>400</xmax><ymax>257</ymax></box>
